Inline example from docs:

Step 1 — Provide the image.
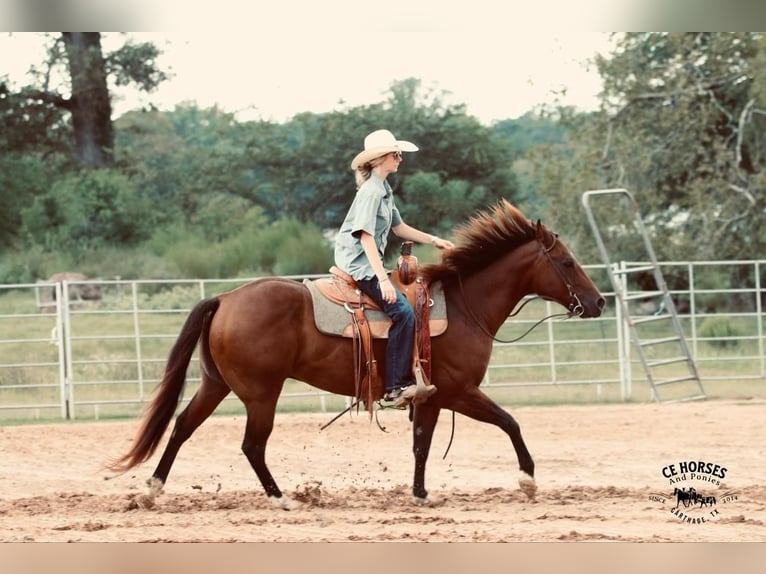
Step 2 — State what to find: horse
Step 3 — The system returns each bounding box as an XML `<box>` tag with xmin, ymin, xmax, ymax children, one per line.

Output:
<box><xmin>675</xmin><ymin>487</ymin><xmax>695</xmax><ymax>508</ymax></box>
<box><xmin>108</xmin><ymin>200</ymin><xmax>605</xmax><ymax>509</ymax></box>
<box><xmin>674</xmin><ymin>487</ymin><xmax>716</xmax><ymax>509</ymax></box>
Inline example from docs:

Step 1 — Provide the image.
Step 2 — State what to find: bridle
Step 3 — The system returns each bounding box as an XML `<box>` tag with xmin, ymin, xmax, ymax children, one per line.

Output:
<box><xmin>457</xmin><ymin>232</ymin><xmax>584</xmax><ymax>345</ymax></box>
<box><xmin>539</xmin><ymin>232</ymin><xmax>585</xmax><ymax>318</ymax></box>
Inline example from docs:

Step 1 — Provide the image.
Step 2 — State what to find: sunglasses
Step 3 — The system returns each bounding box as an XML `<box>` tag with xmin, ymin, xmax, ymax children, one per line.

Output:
<box><xmin>390</xmin><ymin>151</ymin><xmax>402</xmax><ymax>160</ymax></box>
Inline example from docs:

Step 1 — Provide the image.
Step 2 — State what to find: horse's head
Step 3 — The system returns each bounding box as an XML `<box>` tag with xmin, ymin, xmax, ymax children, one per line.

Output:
<box><xmin>533</xmin><ymin>221</ymin><xmax>605</xmax><ymax>318</ymax></box>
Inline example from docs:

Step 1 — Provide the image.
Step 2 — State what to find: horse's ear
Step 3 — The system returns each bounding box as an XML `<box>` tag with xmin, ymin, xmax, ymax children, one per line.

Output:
<box><xmin>535</xmin><ymin>219</ymin><xmax>545</xmax><ymax>239</ymax></box>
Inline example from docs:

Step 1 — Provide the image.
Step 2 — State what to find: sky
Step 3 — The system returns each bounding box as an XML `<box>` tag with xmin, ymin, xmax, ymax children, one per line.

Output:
<box><xmin>1</xmin><ymin>8</ymin><xmax>619</xmax><ymax>125</ymax></box>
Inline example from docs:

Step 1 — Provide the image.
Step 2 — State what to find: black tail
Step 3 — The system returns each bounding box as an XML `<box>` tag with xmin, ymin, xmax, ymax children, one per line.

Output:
<box><xmin>107</xmin><ymin>297</ymin><xmax>221</xmax><ymax>472</ymax></box>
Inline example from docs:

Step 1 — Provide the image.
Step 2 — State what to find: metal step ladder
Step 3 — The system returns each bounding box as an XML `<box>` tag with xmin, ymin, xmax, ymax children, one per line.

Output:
<box><xmin>581</xmin><ymin>188</ymin><xmax>705</xmax><ymax>403</ymax></box>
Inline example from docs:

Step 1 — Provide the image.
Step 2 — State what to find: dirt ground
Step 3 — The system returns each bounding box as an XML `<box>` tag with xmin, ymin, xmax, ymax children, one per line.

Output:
<box><xmin>1</xmin><ymin>398</ymin><xmax>764</xmax><ymax>542</ymax></box>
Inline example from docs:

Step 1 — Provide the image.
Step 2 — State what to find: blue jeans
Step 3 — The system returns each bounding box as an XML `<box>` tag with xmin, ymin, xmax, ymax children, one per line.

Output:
<box><xmin>356</xmin><ymin>277</ymin><xmax>415</xmax><ymax>392</ymax></box>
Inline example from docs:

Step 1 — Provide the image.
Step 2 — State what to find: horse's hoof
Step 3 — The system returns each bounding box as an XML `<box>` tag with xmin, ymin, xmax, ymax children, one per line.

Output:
<box><xmin>518</xmin><ymin>471</ymin><xmax>537</xmax><ymax>500</ymax></box>
<box><xmin>269</xmin><ymin>494</ymin><xmax>301</xmax><ymax>511</ymax></box>
<box><xmin>134</xmin><ymin>493</ymin><xmax>156</xmax><ymax>509</ymax></box>
<box><xmin>412</xmin><ymin>490</ymin><xmax>445</xmax><ymax>507</ymax></box>
<box><xmin>134</xmin><ymin>477</ymin><xmax>164</xmax><ymax>509</ymax></box>
<box><xmin>146</xmin><ymin>476</ymin><xmax>164</xmax><ymax>489</ymax></box>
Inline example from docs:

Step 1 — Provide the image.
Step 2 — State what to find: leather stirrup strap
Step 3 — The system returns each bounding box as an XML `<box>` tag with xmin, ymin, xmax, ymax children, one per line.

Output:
<box><xmin>353</xmin><ymin>307</ymin><xmax>377</xmax><ymax>414</ymax></box>
<box><xmin>349</xmin><ymin>307</ymin><xmax>363</xmax><ymax>406</ymax></box>
<box><xmin>410</xmin><ymin>281</ymin><xmax>437</xmax><ymax>405</ymax></box>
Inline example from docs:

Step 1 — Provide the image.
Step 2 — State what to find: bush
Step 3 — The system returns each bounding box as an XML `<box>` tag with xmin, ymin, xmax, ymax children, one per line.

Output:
<box><xmin>273</xmin><ymin>234</ymin><xmax>333</xmax><ymax>276</ymax></box>
<box><xmin>82</xmin><ymin>247</ymin><xmax>179</xmax><ymax>280</ymax></box>
<box><xmin>4</xmin><ymin>211</ymin><xmax>334</xmax><ymax>283</ymax></box>
<box><xmin>248</xmin><ymin>217</ymin><xmax>333</xmax><ymax>276</ymax></box>
<box><xmin>140</xmin><ymin>215</ymin><xmax>333</xmax><ymax>279</ymax></box>
<box><xmin>22</xmin><ymin>169</ymin><xmax>155</xmax><ymax>250</ymax></box>
<box><xmin>698</xmin><ymin>317</ymin><xmax>742</xmax><ymax>349</ymax></box>
<box><xmin>0</xmin><ymin>246</ymin><xmax>71</xmax><ymax>284</ymax></box>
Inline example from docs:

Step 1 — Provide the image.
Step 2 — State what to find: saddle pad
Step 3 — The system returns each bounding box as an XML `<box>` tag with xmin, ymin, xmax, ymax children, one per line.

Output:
<box><xmin>304</xmin><ymin>279</ymin><xmax>448</xmax><ymax>339</ymax></box>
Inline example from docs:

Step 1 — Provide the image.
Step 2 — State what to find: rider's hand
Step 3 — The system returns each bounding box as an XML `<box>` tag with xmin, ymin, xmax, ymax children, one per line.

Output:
<box><xmin>379</xmin><ymin>278</ymin><xmax>396</xmax><ymax>304</ymax></box>
<box><xmin>431</xmin><ymin>236</ymin><xmax>455</xmax><ymax>250</ymax></box>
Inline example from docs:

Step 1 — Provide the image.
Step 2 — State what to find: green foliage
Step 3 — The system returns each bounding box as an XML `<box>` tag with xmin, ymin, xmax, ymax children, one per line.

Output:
<box><xmin>241</xmin><ymin>79</ymin><xmax>518</xmax><ymax>231</ymax></box>
<box><xmin>594</xmin><ymin>32</ymin><xmax>766</xmax><ymax>261</ymax></box>
<box><xmin>163</xmin><ymin>236</ymin><xmax>243</xmax><ymax>279</ymax></box>
<box><xmin>21</xmin><ymin>168</ymin><xmax>154</xmax><ymax>250</ymax></box>
<box><xmin>3</xmin><ymin>60</ymin><xmax>547</xmax><ymax>280</ymax></box>
<box><xmin>0</xmin><ymin>245</ymin><xmax>71</xmax><ymax>284</ymax></box>
<box><xmin>398</xmin><ymin>171</ymin><xmax>490</xmax><ymax>234</ymax></box>
<box><xmin>0</xmin><ymin>154</ymin><xmax>60</xmax><ymax>248</ymax></box>
<box><xmin>190</xmin><ymin>194</ymin><xmax>267</xmax><ymax>242</ymax></box>
<box><xmin>114</xmin><ymin>105</ymin><xmax>254</xmax><ymax>228</ymax></box>
<box><xmin>271</xmin><ymin>234</ymin><xmax>333</xmax><ymax>276</ymax></box>
<box><xmin>0</xmin><ymin>84</ymin><xmax>72</xmax><ymax>157</ymax></box>
<box><xmin>526</xmin><ymin>32</ymin><xmax>766</xmax><ymax>269</ymax></box>
<box><xmin>145</xmin><ymin>215</ymin><xmax>332</xmax><ymax>279</ymax></box>
<box><xmin>10</xmin><ymin>33</ymin><xmax>766</xmax><ymax>287</ymax></box>
<box><xmin>523</xmin><ymin>109</ymin><xmax>611</xmax><ymax>262</ymax></box>
<box><xmin>698</xmin><ymin>317</ymin><xmax>742</xmax><ymax>349</ymax></box>
<box><xmin>105</xmin><ymin>40</ymin><xmax>168</xmax><ymax>91</ymax></box>
<box><xmin>247</xmin><ymin>217</ymin><xmax>333</xmax><ymax>276</ymax></box>
<box><xmin>2</xmin><ymin>33</ymin><xmax>170</xmax><ymax>169</ymax></box>
<box><xmin>492</xmin><ymin>111</ymin><xmax>567</xmax><ymax>159</ymax></box>
<box><xmin>82</xmin><ymin>246</ymin><xmax>179</xmax><ymax>280</ymax></box>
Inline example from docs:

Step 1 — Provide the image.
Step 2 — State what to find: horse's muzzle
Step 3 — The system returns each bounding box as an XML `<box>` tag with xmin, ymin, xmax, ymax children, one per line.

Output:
<box><xmin>578</xmin><ymin>295</ymin><xmax>605</xmax><ymax>318</ymax></box>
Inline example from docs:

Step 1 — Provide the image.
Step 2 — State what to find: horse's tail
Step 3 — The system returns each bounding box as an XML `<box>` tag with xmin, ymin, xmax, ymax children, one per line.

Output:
<box><xmin>107</xmin><ymin>297</ymin><xmax>221</xmax><ymax>473</ymax></box>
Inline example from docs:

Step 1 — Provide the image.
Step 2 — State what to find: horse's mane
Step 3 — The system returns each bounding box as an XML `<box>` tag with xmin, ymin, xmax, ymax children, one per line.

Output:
<box><xmin>420</xmin><ymin>199</ymin><xmax>538</xmax><ymax>284</ymax></box>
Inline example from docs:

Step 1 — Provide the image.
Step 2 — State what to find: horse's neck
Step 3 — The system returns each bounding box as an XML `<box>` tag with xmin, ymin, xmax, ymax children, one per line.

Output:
<box><xmin>458</xmin><ymin>243</ymin><xmax>537</xmax><ymax>335</ymax></box>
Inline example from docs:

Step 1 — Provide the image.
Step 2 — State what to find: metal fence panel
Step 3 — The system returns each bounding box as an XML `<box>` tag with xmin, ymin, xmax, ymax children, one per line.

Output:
<box><xmin>0</xmin><ymin>261</ymin><xmax>764</xmax><ymax>421</ymax></box>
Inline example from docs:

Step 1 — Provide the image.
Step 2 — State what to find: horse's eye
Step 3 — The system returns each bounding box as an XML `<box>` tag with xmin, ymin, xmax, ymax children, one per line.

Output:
<box><xmin>562</xmin><ymin>257</ymin><xmax>575</xmax><ymax>269</ymax></box>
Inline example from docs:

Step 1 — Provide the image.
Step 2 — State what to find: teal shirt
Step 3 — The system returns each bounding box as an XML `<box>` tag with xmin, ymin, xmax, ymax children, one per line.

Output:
<box><xmin>334</xmin><ymin>172</ymin><xmax>403</xmax><ymax>280</ymax></box>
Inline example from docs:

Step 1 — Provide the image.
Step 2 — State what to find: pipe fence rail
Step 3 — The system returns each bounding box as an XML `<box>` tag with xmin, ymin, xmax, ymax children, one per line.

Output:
<box><xmin>0</xmin><ymin>260</ymin><xmax>763</xmax><ymax>421</ymax></box>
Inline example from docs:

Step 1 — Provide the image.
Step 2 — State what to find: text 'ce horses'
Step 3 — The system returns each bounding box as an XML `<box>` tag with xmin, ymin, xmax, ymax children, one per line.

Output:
<box><xmin>108</xmin><ymin>200</ymin><xmax>604</xmax><ymax>509</ymax></box>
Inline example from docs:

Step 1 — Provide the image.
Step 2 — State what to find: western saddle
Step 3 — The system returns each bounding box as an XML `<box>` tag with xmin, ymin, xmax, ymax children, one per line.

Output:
<box><xmin>305</xmin><ymin>242</ymin><xmax>439</xmax><ymax>411</ymax></box>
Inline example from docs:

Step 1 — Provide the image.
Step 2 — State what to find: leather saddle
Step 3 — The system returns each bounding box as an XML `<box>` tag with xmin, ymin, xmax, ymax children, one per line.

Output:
<box><xmin>304</xmin><ymin>266</ymin><xmax>447</xmax><ymax>339</ymax></box>
<box><xmin>303</xmin><ymin>247</ymin><xmax>446</xmax><ymax>410</ymax></box>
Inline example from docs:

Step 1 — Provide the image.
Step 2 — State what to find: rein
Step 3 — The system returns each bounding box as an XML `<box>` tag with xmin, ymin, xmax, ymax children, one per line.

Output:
<box><xmin>540</xmin><ymin>232</ymin><xmax>585</xmax><ymax>318</ymax></box>
<box><xmin>456</xmin><ymin>234</ymin><xmax>582</xmax><ymax>345</ymax></box>
<box><xmin>321</xmin><ymin>233</ymin><xmax>583</xmax><ymax>435</ymax></box>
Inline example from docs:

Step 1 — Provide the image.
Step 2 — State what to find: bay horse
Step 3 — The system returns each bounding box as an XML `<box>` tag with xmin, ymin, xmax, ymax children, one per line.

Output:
<box><xmin>108</xmin><ymin>200</ymin><xmax>605</xmax><ymax>508</ymax></box>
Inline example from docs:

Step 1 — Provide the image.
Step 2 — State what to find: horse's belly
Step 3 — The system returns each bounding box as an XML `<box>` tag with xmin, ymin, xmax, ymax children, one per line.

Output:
<box><xmin>210</xmin><ymin>279</ymin><xmax>361</xmax><ymax>396</ymax></box>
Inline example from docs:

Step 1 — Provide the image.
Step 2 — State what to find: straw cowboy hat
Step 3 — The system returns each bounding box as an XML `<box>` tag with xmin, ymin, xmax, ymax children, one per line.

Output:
<box><xmin>350</xmin><ymin>129</ymin><xmax>419</xmax><ymax>170</ymax></box>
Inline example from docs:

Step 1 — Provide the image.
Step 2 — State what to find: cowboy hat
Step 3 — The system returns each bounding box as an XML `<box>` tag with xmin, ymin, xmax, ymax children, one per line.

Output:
<box><xmin>350</xmin><ymin>129</ymin><xmax>419</xmax><ymax>170</ymax></box>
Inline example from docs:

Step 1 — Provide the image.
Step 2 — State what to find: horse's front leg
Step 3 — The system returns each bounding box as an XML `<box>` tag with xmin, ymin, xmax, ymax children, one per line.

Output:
<box><xmin>411</xmin><ymin>402</ymin><xmax>441</xmax><ymax>503</ymax></box>
<box><xmin>452</xmin><ymin>387</ymin><xmax>537</xmax><ymax>499</ymax></box>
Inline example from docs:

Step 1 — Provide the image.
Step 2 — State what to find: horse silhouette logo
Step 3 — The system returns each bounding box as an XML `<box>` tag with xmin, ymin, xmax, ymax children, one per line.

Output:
<box><xmin>673</xmin><ymin>487</ymin><xmax>717</xmax><ymax>509</ymax></box>
<box><xmin>647</xmin><ymin>460</ymin><xmax>741</xmax><ymax>525</ymax></box>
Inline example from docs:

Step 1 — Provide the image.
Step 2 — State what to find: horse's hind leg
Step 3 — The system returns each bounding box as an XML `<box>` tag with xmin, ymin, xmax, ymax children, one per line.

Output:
<box><xmin>452</xmin><ymin>387</ymin><xmax>537</xmax><ymax>499</ymax></box>
<box><xmin>139</xmin><ymin>375</ymin><xmax>230</xmax><ymax>506</ymax></box>
<box><xmin>240</xmin><ymin>392</ymin><xmax>296</xmax><ymax>510</ymax></box>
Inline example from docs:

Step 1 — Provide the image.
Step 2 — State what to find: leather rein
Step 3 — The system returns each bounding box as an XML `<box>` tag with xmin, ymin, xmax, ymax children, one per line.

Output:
<box><xmin>457</xmin><ymin>233</ymin><xmax>585</xmax><ymax>345</ymax></box>
<box><xmin>321</xmin><ymin>233</ymin><xmax>585</xmax><ymax>439</ymax></box>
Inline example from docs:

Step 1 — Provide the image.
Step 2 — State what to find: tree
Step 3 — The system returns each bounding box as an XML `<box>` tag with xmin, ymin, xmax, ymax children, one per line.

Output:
<box><xmin>492</xmin><ymin>111</ymin><xmax>567</xmax><ymax>161</ymax></box>
<box><xmin>596</xmin><ymin>32</ymin><xmax>766</xmax><ymax>261</ymax></box>
<box><xmin>530</xmin><ymin>32</ymin><xmax>766</xmax><ymax>263</ymax></box>
<box><xmin>5</xmin><ymin>33</ymin><xmax>167</xmax><ymax>168</ymax></box>
<box><xmin>62</xmin><ymin>33</ymin><xmax>113</xmax><ymax>167</ymax></box>
<box><xmin>115</xmin><ymin>104</ymin><xmax>253</xmax><ymax>228</ymax></box>
<box><xmin>240</xmin><ymin>78</ymin><xmax>519</xmax><ymax>236</ymax></box>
